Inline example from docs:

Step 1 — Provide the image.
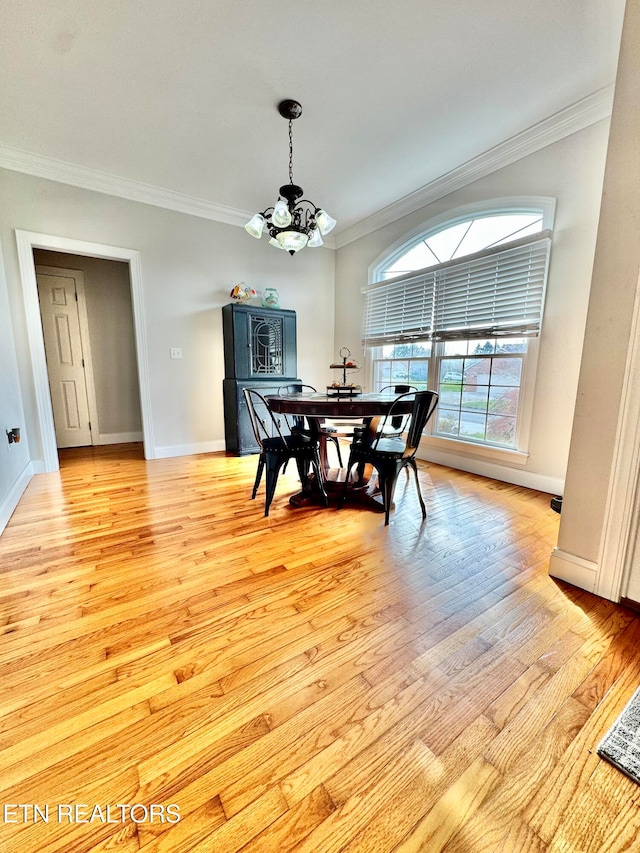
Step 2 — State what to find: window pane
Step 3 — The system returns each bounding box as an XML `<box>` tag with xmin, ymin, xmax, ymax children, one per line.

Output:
<box><xmin>374</xmin><ymin>361</ymin><xmax>391</xmax><ymax>388</ymax></box>
<box><xmin>470</xmin><ymin>339</ymin><xmax>495</xmax><ymax>355</ymax></box>
<box><xmin>464</xmin><ymin>358</ymin><xmax>491</xmax><ymax>386</ymax></box>
<box><xmin>462</xmin><ymin>384</ymin><xmax>489</xmax><ymax>414</ymax></box>
<box><xmin>486</xmin><ymin>414</ymin><xmax>516</xmax><ymax>445</ymax></box>
<box><xmin>425</xmin><ymin>222</ymin><xmax>471</xmax><ymax>263</ymax></box>
<box><xmin>460</xmin><ymin>411</ymin><xmax>486</xmax><ymax>440</ymax></box>
<box><xmin>495</xmin><ymin>338</ymin><xmax>527</xmax><ymax>354</ymax></box>
<box><xmin>437</xmin><ymin>408</ymin><xmax>460</xmax><ymax>436</ymax></box>
<box><xmin>489</xmin><ymin>386</ymin><xmax>519</xmax><ymax>416</ymax></box>
<box><xmin>409</xmin><ymin>361</ymin><xmax>427</xmax><ymax>386</ymax></box>
<box><xmin>391</xmin><ymin>360</ymin><xmax>409</xmax><ymax>382</ymax></box>
<box><xmin>443</xmin><ymin>341</ymin><xmax>468</xmax><ymax>356</ymax></box>
<box><xmin>385</xmin><ymin>241</ymin><xmax>439</xmax><ymax>275</ymax></box>
<box><xmin>410</xmin><ymin>341</ymin><xmax>431</xmax><ymax>357</ymax></box>
<box><xmin>491</xmin><ymin>357</ymin><xmax>523</xmax><ymax>387</ymax></box>
<box><xmin>440</xmin><ymin>358</ymin><xmax>464</xmax><ymax>384</ymax></box>
<box><xmin>438</xmin><ymin>384</ymin><xmax>462</xmax><ymax>407</ymax></box>
<box><xmin>390</xmin><ymin>344</ymin><xmax>412</xmax><ymax>358</ymax></box>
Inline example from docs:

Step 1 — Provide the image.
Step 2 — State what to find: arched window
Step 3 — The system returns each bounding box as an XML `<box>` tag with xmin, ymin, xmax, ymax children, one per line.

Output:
<box><xmin>365</xmin><ymin>201</ymin><xmax>553</xmax><ymax>451</ymax></box>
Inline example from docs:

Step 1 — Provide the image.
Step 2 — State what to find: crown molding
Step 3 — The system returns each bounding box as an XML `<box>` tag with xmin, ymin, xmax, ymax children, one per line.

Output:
<box><xmin>0</xmin><ymin>144</ymin><xmax>253</xmax><ymax>227</ymax></box>
<box><xmin>0</xmin><ymin>86</ymin><xmax>612</xmax><ymax>250</ymax></box>
<box><xmin>333</xmin><ymin>86</ymin><xmax>614</xmax><ymax>249</ymax></box>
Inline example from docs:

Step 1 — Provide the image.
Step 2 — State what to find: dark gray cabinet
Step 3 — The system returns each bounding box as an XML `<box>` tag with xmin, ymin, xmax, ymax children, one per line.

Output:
<box><xmin>222</xmin><ymin>303</ymin><xmax>299</xmax><ymax>454</ymax></box>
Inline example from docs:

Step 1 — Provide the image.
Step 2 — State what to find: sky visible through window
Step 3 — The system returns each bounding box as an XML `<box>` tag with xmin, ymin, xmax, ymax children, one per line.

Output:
<box><xmin>382</xmin><ymin>214</ymin><xmax>543</xmax><ymax>279</ymax></box>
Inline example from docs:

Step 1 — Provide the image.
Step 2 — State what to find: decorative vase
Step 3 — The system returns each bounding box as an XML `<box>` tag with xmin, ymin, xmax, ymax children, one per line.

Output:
<box><xmin>230</xmin><ymin>283</ymin><xmax>256</xmax><ymax>303</ymax></box>
<box><xmin>261</xmin><ymin>288</ymin><xmax>280</xmax><ymax>309</ymax></box>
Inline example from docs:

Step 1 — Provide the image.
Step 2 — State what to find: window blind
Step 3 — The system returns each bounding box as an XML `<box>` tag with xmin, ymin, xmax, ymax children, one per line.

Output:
<box><xmin>363</xmin><ymin>230</ymin><xmax>551</xmax><ymax>347</ymax></box>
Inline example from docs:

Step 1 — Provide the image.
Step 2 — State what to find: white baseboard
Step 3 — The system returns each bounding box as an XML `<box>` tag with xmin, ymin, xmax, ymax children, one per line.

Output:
<box><xmin>418</xmin><ymin>446</ymin><xmax>564</xmax><ymax>495</ymax></box>
<box><xmin>0</xmin><ymin>463</ymin><xmax>33</xmax><ymax>536</ymax></box>
<box><xmin>153</xmin><ymin>440</ymin><xmax>227</xmax><ymax>459</ymax></box>
<box><xmin>94</xmin><ymin>431</ymin><xmax>144</xmax><ymax>445</ymax></box>
<box><xmin>548</xmin><ymin>547</ymin><xmax>598</xmax><ymax>593</ymax></box>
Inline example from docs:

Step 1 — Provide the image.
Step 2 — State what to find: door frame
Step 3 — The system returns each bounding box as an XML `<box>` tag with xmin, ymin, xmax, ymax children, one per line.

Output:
<box><xmin>16</xmin><ymin>231</ymin><xmax>155</xmax><ymax>471</ymax></box>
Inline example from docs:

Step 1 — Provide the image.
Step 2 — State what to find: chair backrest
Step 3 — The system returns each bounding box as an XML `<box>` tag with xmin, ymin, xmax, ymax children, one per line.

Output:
<box><xmin>277</xmin><ymin>384</ymin><xmax>316</xmax><ymax>430</ymax></box>
<box><xmin>243</xmin><ymin>388</ymin><xmax>288</xmax><ymax>449</ymax></box>
<box><xmin>278</xmin><ymin>383</ymin><xmax>316</xmax><ymax>394</ymax></box>
<box><xmin>378</xmin><ymin>385</ymin><xmax>419</xmax><ymax>431</ymax></box>
<box><xmin>373</xmin><ymin>390</ymin><xmax>439</xmax><ymax>457</ymax></box>
<box><xmin>379</xmin><ymin>384</ymin><xmax>418</xmax><ymax>394</ymax></box>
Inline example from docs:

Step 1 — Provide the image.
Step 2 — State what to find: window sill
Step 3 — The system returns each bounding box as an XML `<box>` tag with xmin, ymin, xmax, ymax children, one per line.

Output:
<box><xmin>420</xmin><ymin>434</ymin><xmax>530</xmax><ymax>467</ymax></box>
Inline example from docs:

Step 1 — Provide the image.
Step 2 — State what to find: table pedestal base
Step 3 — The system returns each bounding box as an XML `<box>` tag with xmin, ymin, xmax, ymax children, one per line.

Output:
<box><xmin>289</xmin><ymin>467</ymin><xmax>387</xmax><ymax>513</ymax></box>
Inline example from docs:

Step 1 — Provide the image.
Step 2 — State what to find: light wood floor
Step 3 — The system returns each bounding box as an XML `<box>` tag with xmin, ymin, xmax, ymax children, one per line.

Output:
<box><xmin>1</xmin><ymin>444</ymin><xmax>639</xmax><ymax>852</ymax></box>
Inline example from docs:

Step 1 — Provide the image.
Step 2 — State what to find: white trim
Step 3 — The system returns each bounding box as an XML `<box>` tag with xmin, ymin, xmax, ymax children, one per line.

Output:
<box><xmin>421</xmin><ymin>435</ymin><xmax>530</xmax><ymax>466</ymax></box>
<box><xmin>154</xmin><ymin>440</ymin><xmax>226</xmax><ymax>459</ymax></box>
<box><xmin>15</xmin><ymin>231</ymin><xmax>156</xmax><ymax>471</ymax></box>
<box><xmin>0</xmin><ymin>144</ymin><xmax>252</xmax><ymax>228</ymax></box>
<box><xmin>596</xmin><ymin>268</ymin><xmax>640</xmax><ymax>601</ymax></box>
<box><xmin>418</xmin><ymin>443</ymin><xmax>563</xmax><ymax>495</ymax></box>
<box><xmin>548</xmin><ymin>547</ymin><xmax>598</xmax><ymax>592</ymax></box>
<box><xmin>337</xmin><ymin>87</ymin><xmax>611</xmax><ymax>248</ymax></box>
<box><xmin>94</xmin><ymin>431</ymin><xmax>144</xmax><ymax>446</ymax></box>
<box><xmin>0</xmin><ymin>89</ymin><xmax>610</xmax><ymax>249</ymax></box>
<box><xmin>0</xmin><ymin>463</ymin><xmax>33</xmax><ymax>536</ymax></box>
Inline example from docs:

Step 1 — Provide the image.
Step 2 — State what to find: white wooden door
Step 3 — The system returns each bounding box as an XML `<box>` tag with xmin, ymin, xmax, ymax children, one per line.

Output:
<box><xmin>36</xmin><ymin>269</ymin><xmax>93</xmax><ymax>447</ymax></box>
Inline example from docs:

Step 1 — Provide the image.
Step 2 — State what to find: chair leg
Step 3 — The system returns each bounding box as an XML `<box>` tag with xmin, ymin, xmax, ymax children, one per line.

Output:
<box><xmin>252</xmin><ymin>456</ymin><xmax>265</xmax><ymax>499</ymax></box>
<box><xmin>408</xmin><ymin>458</ymin><xmax>427</xmax><ymax>520</ymax></box>
<box><xmin>264</xmin><ymin>454</ymin><xmax>284</xmax><ymax>516</ymax></box>
<box><xmin>378</xmin><ymin>461</ymin><xmax>401</xmax><ymax>526</ymax></box>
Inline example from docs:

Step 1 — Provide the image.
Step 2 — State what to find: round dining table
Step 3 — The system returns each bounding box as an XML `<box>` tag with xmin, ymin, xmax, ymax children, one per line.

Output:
<box><xmin>266</xmin><ymin>391</ymin><xmax>415</xmax><ymax>510</ymax></box>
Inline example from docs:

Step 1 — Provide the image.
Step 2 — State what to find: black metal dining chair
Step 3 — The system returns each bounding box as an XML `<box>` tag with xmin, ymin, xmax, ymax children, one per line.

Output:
<box><xmin>338</xmin><ymin>390</ymin><xmax>439</xmax><ymax>525</ymax></box>
<box><xmin>243</xmin><ymin>388</ymin><xmax>328</xmax><ymax>516</ymax></box>
<box><xmin>278</xmin><ymin>383</ymin><xmax>343</xmax><ymax>468</ymax></box>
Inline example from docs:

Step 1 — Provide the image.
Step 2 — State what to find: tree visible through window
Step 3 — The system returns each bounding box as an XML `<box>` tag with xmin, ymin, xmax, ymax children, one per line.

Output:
<box><xmin>369</xmin><ymin>210</ymin><xmax>550</xmax><ymax>450</ymax></box>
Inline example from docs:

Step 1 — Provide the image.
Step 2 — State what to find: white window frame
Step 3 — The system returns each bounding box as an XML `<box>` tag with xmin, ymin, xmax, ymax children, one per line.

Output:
<box><xmin>365</xmin><ymin>197</ymin><xmax>556</xmax><ymax>465</ymax></box>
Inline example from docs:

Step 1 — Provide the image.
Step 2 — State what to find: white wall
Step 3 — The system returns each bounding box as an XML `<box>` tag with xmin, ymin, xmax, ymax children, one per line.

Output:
<box><xmin>550</xmin><ymin>0</ymin><xmax>640</xmax><ymax>599</ymax></box>
<box><xmin>334</xmin><ymin>121</ymin><xmax>611</xmax><ymax>492</ymax></box>
<box><xmin>0</xmin><ymin>239</ymin><xmax>32</xmax><ymax>532</ymax></box>
<box><xmin>0</xmin><ymin>168</ymin><xmax>336</xmax><ymax>470</ymax></box>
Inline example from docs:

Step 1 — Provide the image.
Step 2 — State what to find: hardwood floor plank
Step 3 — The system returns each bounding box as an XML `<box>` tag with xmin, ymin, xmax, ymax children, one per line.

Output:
<box><xmin>391</xmin><ymin>757</ymin><xmax>501</xmax><ymax>852</ymax></box>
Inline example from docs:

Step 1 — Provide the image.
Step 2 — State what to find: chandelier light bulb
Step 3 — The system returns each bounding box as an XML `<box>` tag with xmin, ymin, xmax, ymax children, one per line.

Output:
<box><xmin>315</xmin><ymin>209</ymin><xmax>337</xmax><ymax>236</ymax></box>
<box><xmin>272</xmin><ymin>199</ymin><xmax>292</xmax><ymax>228</ymax></box>
<box><xmin>245</xmin><ymin>213</ymin><xmax>265</xmax><ymax>239</ymax></box>
<box><xmin>307</xmin><ymin>228</ymin><xmax>323</xmax><ymax>248</ymax></box>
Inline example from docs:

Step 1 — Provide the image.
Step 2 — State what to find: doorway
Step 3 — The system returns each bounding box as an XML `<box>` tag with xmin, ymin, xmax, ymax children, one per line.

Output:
<box><xmin>34</xmin><ymin>253</ymin><xmax>144</xmax><ymax>450</ymax></box>
<box><xmin>15</xmin><ymin>231</ymin><xmax>154</xmax><ymax>472</ymax></box>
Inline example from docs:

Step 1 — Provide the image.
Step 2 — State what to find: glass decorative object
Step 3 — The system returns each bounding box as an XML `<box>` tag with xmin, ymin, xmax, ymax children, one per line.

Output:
<box><xmin>261</xmin><ymin>288</ymin><xmax>280</xmax><ymax>309</ymax></box>
<box><xmin>230</xmin><ymin>283</ymin><xmax>257</xmax><ymax>303</ymax></box>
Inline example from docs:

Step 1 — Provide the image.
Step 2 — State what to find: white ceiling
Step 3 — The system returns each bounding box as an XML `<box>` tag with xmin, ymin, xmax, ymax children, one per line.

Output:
<box><xmin>0</xmin><ymin>0</ymin><xmax>626</xmax><ymax>239</ymax></box>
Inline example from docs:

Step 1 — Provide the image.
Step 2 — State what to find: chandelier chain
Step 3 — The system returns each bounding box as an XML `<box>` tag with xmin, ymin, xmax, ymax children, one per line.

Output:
<box><xmin>288</xmin><ymin>119</ymin><xmax>294</xmax><ymax>185</ymax></box>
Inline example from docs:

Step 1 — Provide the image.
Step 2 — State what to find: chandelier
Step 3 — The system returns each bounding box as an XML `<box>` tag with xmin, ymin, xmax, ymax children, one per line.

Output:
<box><xmin>245</xmin><ymin>100</ymin><xmax>336</xmax><ymax>255</ymax></box>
